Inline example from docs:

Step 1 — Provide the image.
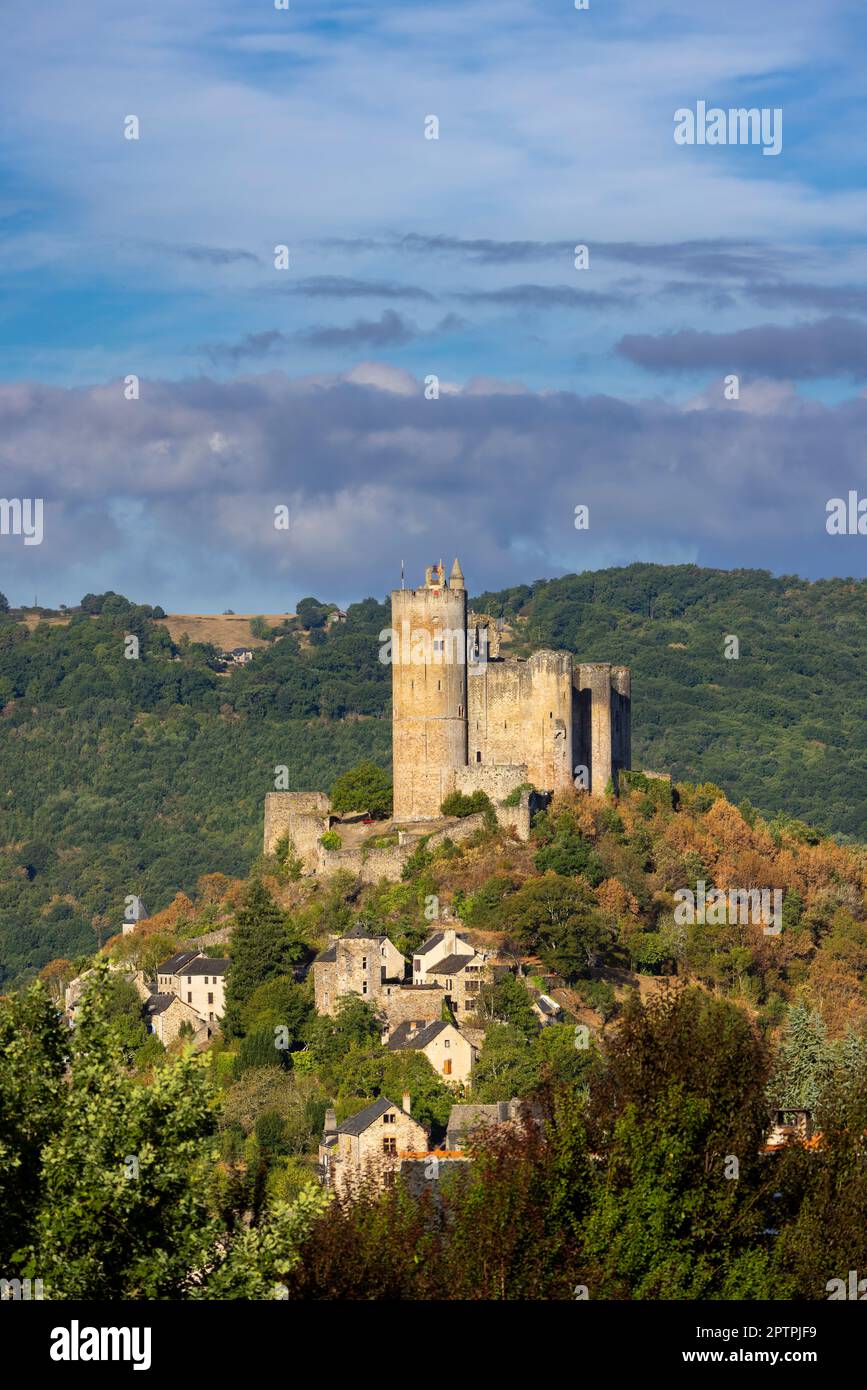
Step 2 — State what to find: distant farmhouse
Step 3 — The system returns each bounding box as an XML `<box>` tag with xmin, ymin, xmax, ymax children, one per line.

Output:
<box><xmin>264</xmin><ymin>558</ymin><xmax>632</xmax><ymax>881</ymax></box>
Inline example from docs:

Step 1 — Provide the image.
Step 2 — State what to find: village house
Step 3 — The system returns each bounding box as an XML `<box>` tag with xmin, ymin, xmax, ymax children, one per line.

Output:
<box><xmin>427</xmin><ymin>949</ymin><xmax>504</xmax><ymax>1020</ymax></box>
<box><xmin>319</xmin><ymin>1095</ymin><xmax>429</xmax><ymax>1195</ymax></box>
<box><xmin>144</xmin><ymin>992</ymin><xmax>207</xmax><ymax>1047</ymax></box>
<box><xmin>312</xmin><ymin>923</ymin><xmax>408</xmax><ymax>1015</ymax></box>
<box><xmin>412</xmin><ymin>927</ymin><xmax>475</xmax><ymax>984</ymax></box>
<box><xmin>386</xmin><ymin>1019</ymin><xmax>477</xmax><ymax>1087</ymax></box>
<box><xmin>446</xmin><ymin>1098</ymin><xmax>524</xmax><ymax>1151</ymax></box>
<box><xmin>320</xmin><ymin>1094</ymin><xmax>532</xmax><ymax>1195</ymax></box>
<box><xmin>155</xmin><ymin>950</ymin><xmax>228</xmax><ymax>1025</ymax></box>
<box><xmin>530</xmin><ymin>992</ymin><xmax>562</xmax><ymax>1026</ymax></box>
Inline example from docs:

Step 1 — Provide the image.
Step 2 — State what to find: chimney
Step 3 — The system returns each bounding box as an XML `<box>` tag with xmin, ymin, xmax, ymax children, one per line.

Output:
<box><xmin>324</xmin><ymin>1107</ymin><xmax>337</xmax><ymax>1138</ymax></box>
<box><xmin>402</xmin><ymin>1091</ymin><xmax>412</xmax><ymax>1115</ymax></box>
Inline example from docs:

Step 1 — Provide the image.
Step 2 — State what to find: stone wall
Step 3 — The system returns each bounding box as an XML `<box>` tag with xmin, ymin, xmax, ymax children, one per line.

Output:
<box><xmin>454</xmin><ymin>762</ymin><xmax>527</xmax><ymax>803</ymax></box>
<box><xmin>379</xmin><ymin>984</ymin><xmax>444</xmax><ymax>1029</ymax></box>
<box><xmin>264</xmin><ymin>791</ymin><xmax>331</xmax><ymax>870</ymax></box>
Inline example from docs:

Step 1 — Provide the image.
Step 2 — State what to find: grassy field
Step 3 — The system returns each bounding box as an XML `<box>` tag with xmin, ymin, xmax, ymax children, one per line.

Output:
<box><xmin>156</xmin><ymin>614</ymin><xmax>295</xmax><ymax>648</ymax></box>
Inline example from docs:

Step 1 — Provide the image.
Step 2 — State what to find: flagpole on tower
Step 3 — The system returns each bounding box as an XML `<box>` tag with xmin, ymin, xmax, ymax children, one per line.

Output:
<box><xmin>400</xmin><ymin>560</ymin><xmax>405</xmax><ymax>590</ymax></box>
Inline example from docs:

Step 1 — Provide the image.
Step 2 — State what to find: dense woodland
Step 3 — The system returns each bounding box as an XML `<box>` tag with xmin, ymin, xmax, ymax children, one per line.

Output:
<box><xmin>0</xmin><ymin>561</ymin><xmax>864</xmax><ymax>986</ymax></box>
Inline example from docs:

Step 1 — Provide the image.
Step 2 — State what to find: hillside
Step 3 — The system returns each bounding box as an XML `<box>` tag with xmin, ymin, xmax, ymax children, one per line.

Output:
<box><xmin>8</xmin><ymin>776</ymin><xmax>867</xmax><ymax>1301</ymax></box>
<box><xmin>0</xmin><ymin>562</ymin><xmax>864</xmax><ymax>986</ymax></box>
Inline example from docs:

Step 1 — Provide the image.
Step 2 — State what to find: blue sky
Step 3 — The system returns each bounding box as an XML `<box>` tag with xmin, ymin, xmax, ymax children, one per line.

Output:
<box><xmin>1</xmin><ymin>0</ymin><xmax>867</xmax><ymax>610</ymax></box>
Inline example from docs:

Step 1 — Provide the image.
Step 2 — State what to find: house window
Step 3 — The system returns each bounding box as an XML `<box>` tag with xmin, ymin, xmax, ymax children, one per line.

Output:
<box><xmin>208</xmin><ymin>992</ymin><xmax>214</xmax><ymax>1005</ymax></box>
<box><xmin>187</xmin><ymin>976</ymin><xmax>192</xmax><ymax>984</ymax></box>
<box><xmin>187</xmin><ymin>993</ymin><xmax>192</xmax><ymax>1004</ymax></box>
<box><xmin>362</xmin><ymin>956</ymin><xmax>367</xmax><ymax>969</ymax></box>
<box><xmin>476</xmin><ymin>751</ymin><xmax>481</xmax><ymax>762</ymax></box>
<box><xmin>209</xmin><ymin>1012</ymin><xmax>214</xmax><ymax>1022</ymax></box>
<box><xmin>444</xmin><ymin>1039</ymin><xmax>450</xmax><ymax>1048</ymax></box>
<box><xmin>362</xmin><ymin>982</ymin><xmax>368</xmax><ymax>995</ymax></box>
<box><xmin>383</xmin><ymin>1136</ymin><xmax>397</xmax><ymax>1156</ymax></box>
<box><xmin>383</xmin><ymin>1112</ymin><xmax>396</xmax><ymax>1124</ymax></box>
<box><xmin>444</xmin><ymin>1059</ymin><xmax>452</xmax><ymax>1076</ymax></box>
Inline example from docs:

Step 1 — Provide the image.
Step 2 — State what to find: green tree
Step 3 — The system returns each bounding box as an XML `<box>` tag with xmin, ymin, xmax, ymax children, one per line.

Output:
<box><xmin>0</xmin><ymin>982</ymin><xmax>67</xmax><ymax>1265</ymax></box>
<box><xmin>330</xmin><ymin>761</ymin><xmax>393</xmax><ymax>818</ymax></box>
<box><xmin>223</xmin><ymin>881</ymin><xmax>305</xmax><ymax>1039</ymax></box>
<box><xmin>506</xmin><ymin>874</ymin><xmax>608</xmax><ymax>980</ymax></box>
<box><xmin>31</xmin><ymin>963</ymin><xmax>223</xmax><ymax>1299</ymax></box>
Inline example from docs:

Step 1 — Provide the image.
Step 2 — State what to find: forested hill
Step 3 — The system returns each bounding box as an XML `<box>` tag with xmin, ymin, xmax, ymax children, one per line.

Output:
<box><xmin>0</xmin><ymin>563</ymin><xmax>863</xmax><ymax>986</ymax></box>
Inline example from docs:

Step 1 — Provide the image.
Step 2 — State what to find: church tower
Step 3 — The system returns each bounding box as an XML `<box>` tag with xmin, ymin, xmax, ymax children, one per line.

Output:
<box><xmin>391</xmin><ymin>560</ymin><xmax>469</xmax><ymax>821</ymax></box>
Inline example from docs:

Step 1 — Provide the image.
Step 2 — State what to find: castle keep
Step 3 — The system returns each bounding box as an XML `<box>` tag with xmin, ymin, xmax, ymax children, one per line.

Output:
<box><xmin>263</xmin><ymin>556</ymin><xmax>631</xmax><ymax>873</ymax></box>
<box><xmin>391</xmin><ymin>559</ymin><xmax>631</xmax><ymax>821</ymax></box>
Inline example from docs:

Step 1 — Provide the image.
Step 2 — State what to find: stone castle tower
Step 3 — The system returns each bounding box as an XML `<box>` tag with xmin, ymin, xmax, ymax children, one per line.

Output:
<box><xmin>391</xmin><ymin>559</ymin><xmax>631</xmax><ymax>822</ymax></box>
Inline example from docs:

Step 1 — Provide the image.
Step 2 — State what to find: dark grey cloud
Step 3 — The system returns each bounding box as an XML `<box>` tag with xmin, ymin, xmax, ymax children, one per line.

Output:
<box><xmin>617</xmin><ymin>316</ymin><xmax>867</xmax><ymax>380</ymax></box>
<box><xmin>299</xmin><ymin>310</ymin><xmax>465</xmax><ymax>350</ymax></box>
<box><xmin>746</xmin><ymin>281</ymin><xmax>867</xmax><ymax>315</ymax></box>
<box><xmin>205</xmin><ymin>330</ymin><xmax>289</xmax><ymax>365</ymax></box>
<box><xmin>454</xmin><ymin>283</ymin><xmax>625</xmax><ymax>309</ymax></box>
<box><xmin>656</xmin><ymin>281</ymin><xmax>739</xmax><ymax>311</ymax></box>
<box><xmin>2</xmin><ymin>368</ymin><xmax>866</xmax><ymax>613</ymax></box>
<box><xmin>284</xmin><ymin>276</ymin><xmax>435</xmax><ymax>302</ymax></box>
<box><xmin>149</xmin><ymin>241</ymin><xmax>262</xmax><ymax>267</ymax></box>
<box><xmin>321</xmin><ymin>233</ymin><xmax>774</xmax><ymax>278</ymax></box>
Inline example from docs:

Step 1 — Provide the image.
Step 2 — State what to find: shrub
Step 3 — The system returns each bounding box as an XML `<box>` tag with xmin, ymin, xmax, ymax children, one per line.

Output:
<box><xmin>503</xmin><ymin>782</ymin><xmax>535</xmax><ymax>808</ymax></box>
<box><xmin>320</xmin><ymin>831</ymin><xmax>342</xmax><ymax>851</ymax></box>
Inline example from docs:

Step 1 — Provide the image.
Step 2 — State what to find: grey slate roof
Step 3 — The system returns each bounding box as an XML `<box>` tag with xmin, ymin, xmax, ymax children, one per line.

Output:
<box><xmin>156</xmin><ymin>950</ymin><xmax>201</xmax><ymax>976</ymax></box>
<box><xmin>417</xmin><ymin>932</ymin><xmax>445</xmax><ymax>955</ymax></box>
<box><xmin>337</xmin><ymin>1096</ymin><xmax>401</xmax><ymax>1137</ymax></box>
<box><xmin>417</xmin><ymin>931</ymin><xmax>471</xmax><ymax>956</ymax></box>
<box><xmin>182</xmin><ymin>958</ymin><xmax>229</xmax><ymax>977</ymax></box>
<box><xmin>386</xmin><ymin>1021</ymin><xmax>449</xmax><ymax>1051</ymax></box>
<box><xmin>315</xmin><ymin>944</ymin><xmax>337</xmax><ymax>963</ymax></box>
<box><xmin>145</xmin><ymin>992</ymin><xmax>177</xmax><ymax>1016</ymax></box>
<box><xmin>428</xmin><ymin>952</ymin><xmax>476</xmax><ymax>976</ymax></box>
<box><xmin>343</xmin><ymin>923</ymin><xmax>385</xmax><ymax>941</ymax></box>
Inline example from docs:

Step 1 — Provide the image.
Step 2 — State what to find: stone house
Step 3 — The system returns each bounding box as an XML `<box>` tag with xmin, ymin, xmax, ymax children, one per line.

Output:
<box><xmin>427</xmin><ymin>950</ymin><xmax>505</xmax><ymax>1021</ymax></box>
<box><xmin>446</xmin><ymin>1098</ymin><xmax>524</xmax><ymax>1151</ymax></box>
<box><xmin>412</xmin><ymin>927</ymin><xmax>475</xmax><ymax>984</ymax></box>
<box><xmin>156</xmin><ymin>949</ymin><xmax>202</xmax><ymax>993</ymax></box>
<box><xmin>319</xmin><ymin>1095</ymin><xmax>429</xmax><ymax>1195</ymax></box>
<box><xmin>386</xmin><ymin>1019</ymin><xmax>477</xmax><ymax>1087</ymax></box>
<box><xmin>155</xmin><ymin>950</ymin><xmax>227</xmax><ymax>1025</ymax></box>
<box><xmin>312</xmin><ymin>923</ymin><xmax>407</xmax><ymax>1016</ymax></box>
<box><xmin>144</xmin><ymin>992</ymin><xmax>207</xmax><ymax>1047</ymax></box>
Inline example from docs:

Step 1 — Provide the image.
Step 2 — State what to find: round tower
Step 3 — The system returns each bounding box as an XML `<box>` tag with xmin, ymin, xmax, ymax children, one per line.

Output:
<box><xmin>392</xmin><ymin>559</ymin><xmax>468</xmax><ymax>821</ymax></box>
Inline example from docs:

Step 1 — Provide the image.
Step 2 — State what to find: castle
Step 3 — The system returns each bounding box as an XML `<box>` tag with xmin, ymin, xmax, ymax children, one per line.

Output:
<box><xmin>391</xmin><ymin>558</ymin><xmax>630</xmax><ymax>819</ymax></box>
<box><xmin>263</xmin><ymin>558</ymin><xmax>631</xmax><ymax>875</ymax></box>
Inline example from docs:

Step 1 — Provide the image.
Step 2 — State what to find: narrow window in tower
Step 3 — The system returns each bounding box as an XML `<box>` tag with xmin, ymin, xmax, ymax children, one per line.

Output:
<box><xmin>476</xmin><ymin>751</ymin><xmax>481</xmax><ymax>763</ymax></box>
<box><xmin>458</xmin><ymin>705</ymin><xmax>463</xmax><ymax>717</ymax></box>
<box><xmin>438</xmin><ymin>680</ymin><xmax>441</xmax><ymax>691</ymax></box>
